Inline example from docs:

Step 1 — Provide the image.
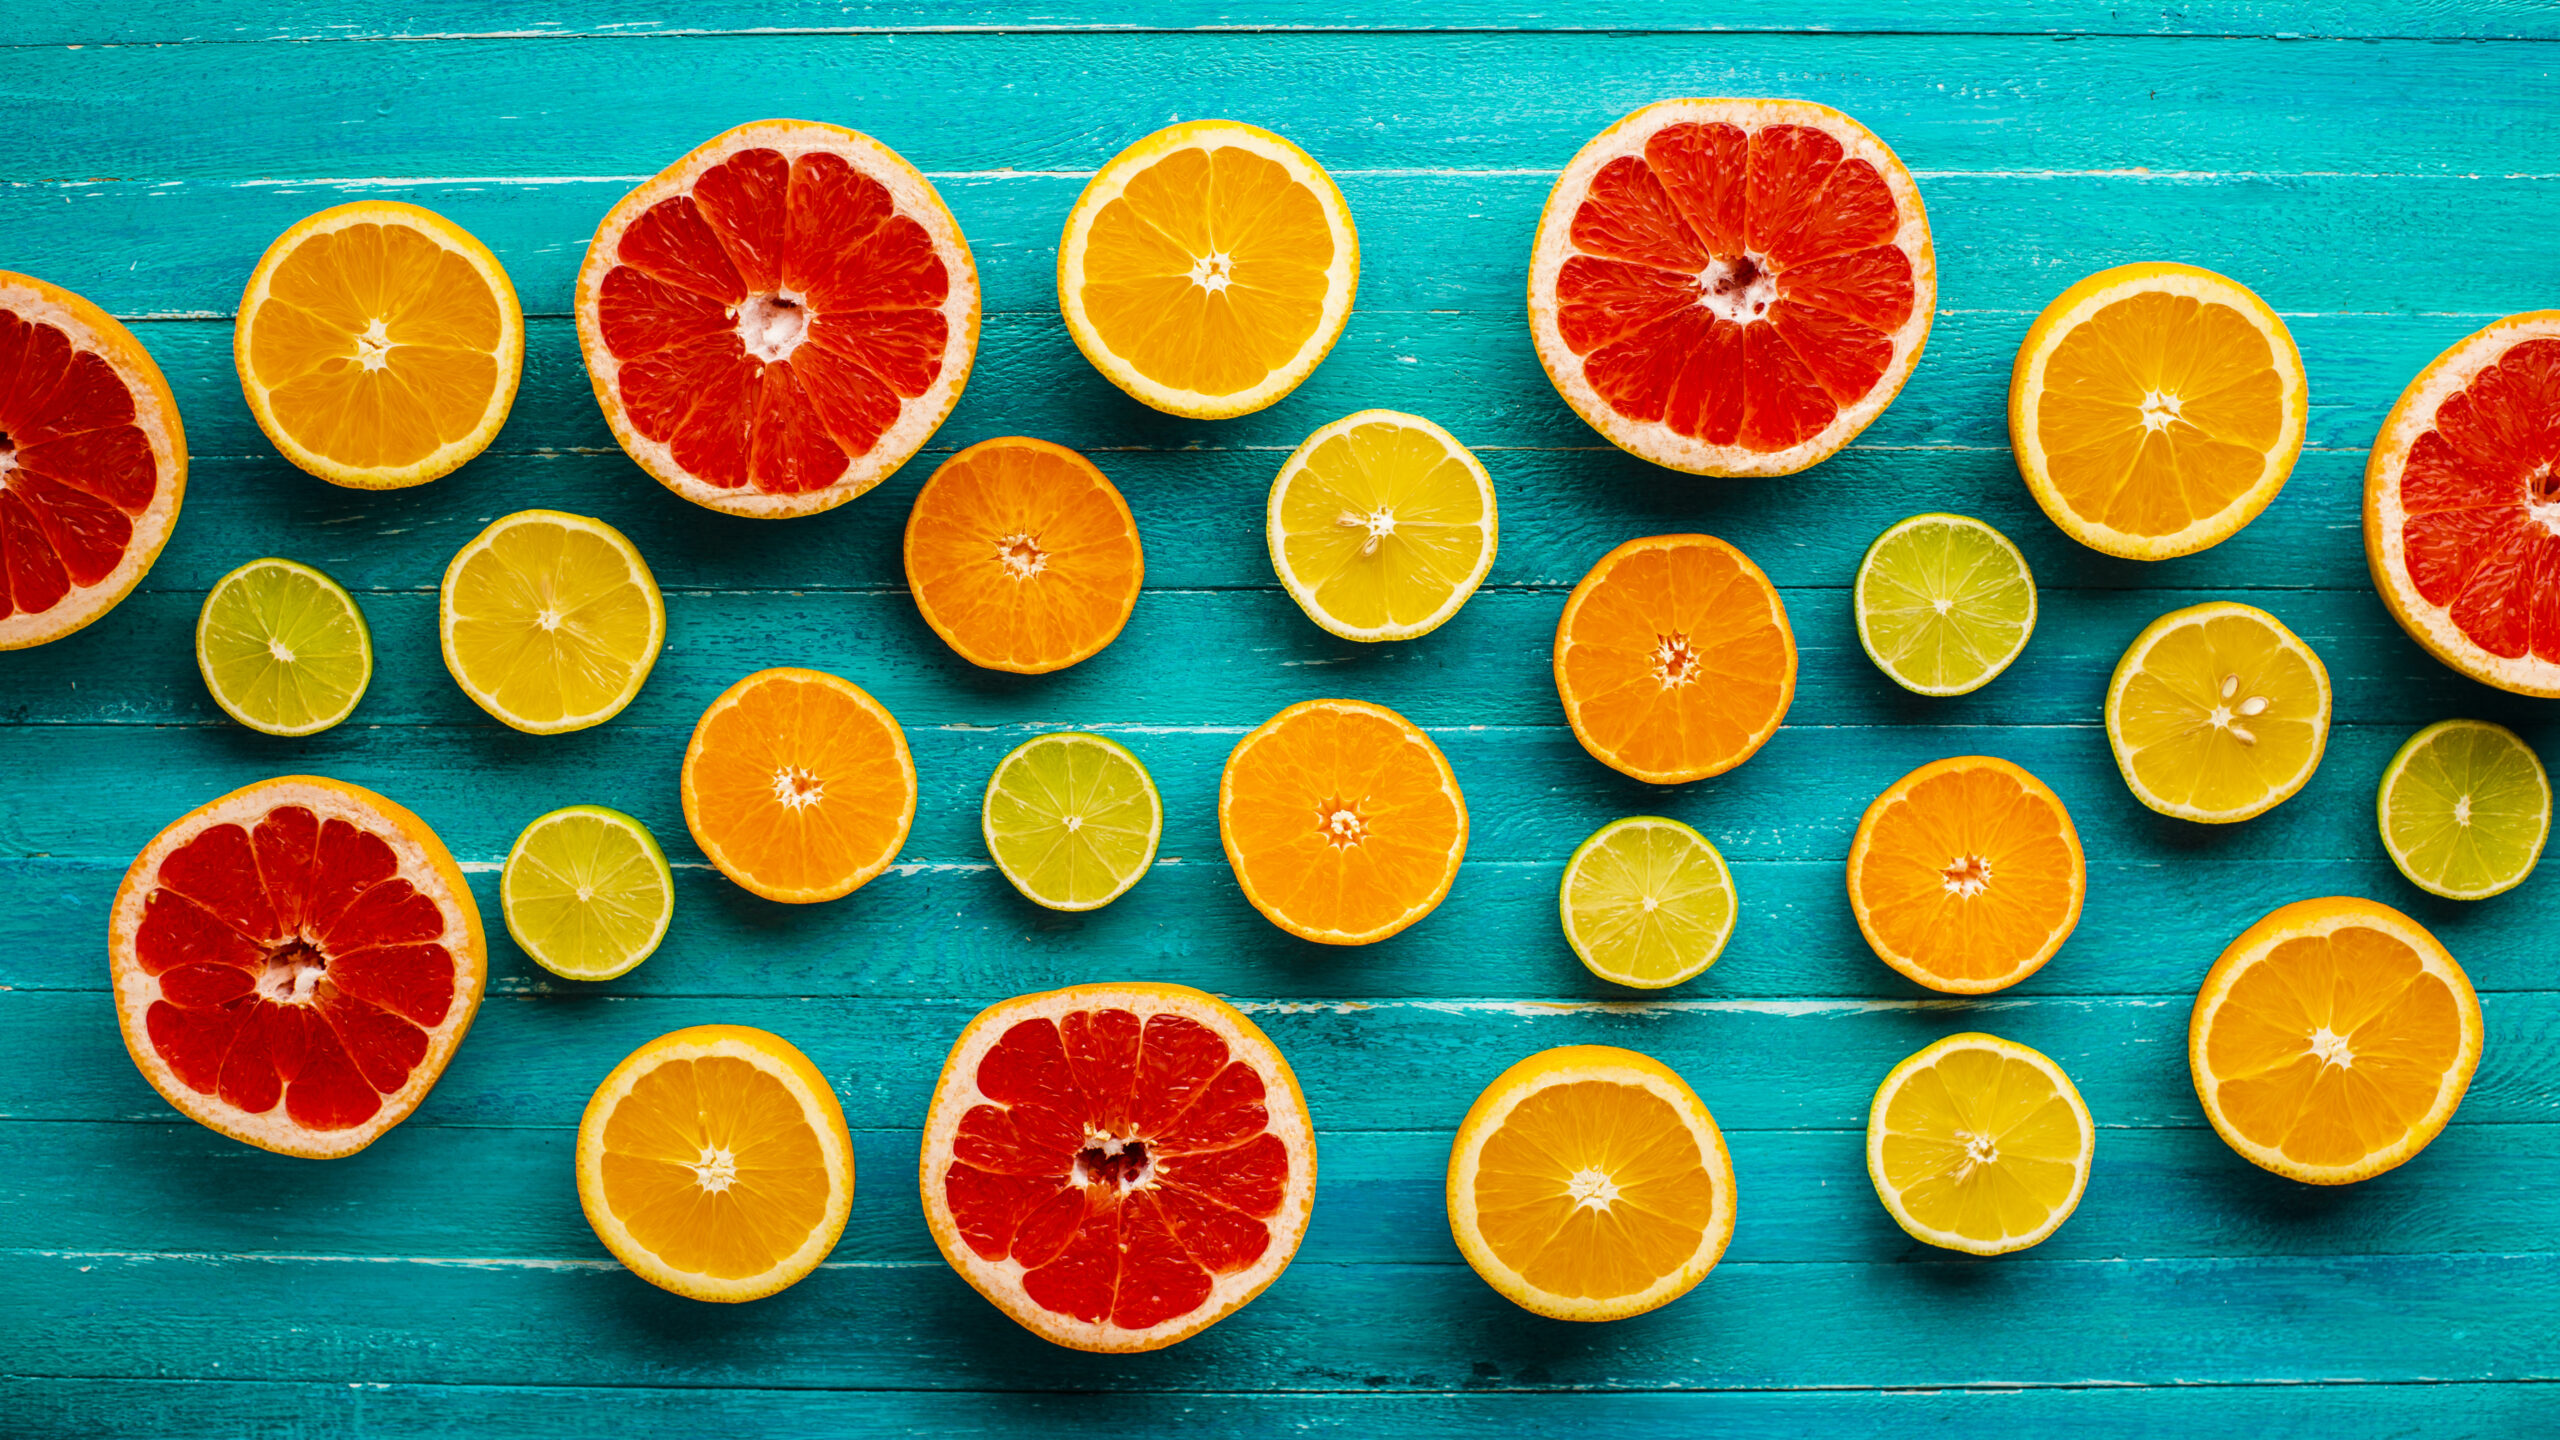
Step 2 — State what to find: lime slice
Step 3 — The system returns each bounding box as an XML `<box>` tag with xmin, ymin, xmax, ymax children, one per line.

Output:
<box><xmin>502</xmin><ymin>805</ymin><xmax>675</xmax><ymax>980</ymax></box>
<box><xmin>1558</xmin><ymin>816</ymin><xmax>1737</xmax><ymax>989</ymax></box>
<box><xmin>194</xmin><ymin>557</ymin><xmax>373</xmax><ymax>735</ymax></box>
<box><xmin>2378</xmin><ymin>719</ymin><xmax>2551</xmax><ymax>900</ymax></box>
<box><xmin>440</xmin><ymin>509</ymin><xmax>666</xmax><ymax>734</ymax></box>
<box><xmin>1854</xmin><ymin>513</ymin><xmax>2037</xmax><ymax>696</ymax></box>
<box><xmin>1268</xmin><ymin>410</ymin><xmax>1498</xmax><ymax>642</ymax></box>
<box><xmin>983</xmin><ymin>733</ymin><xmax>1162</xmax><ymax>911</ymax></box>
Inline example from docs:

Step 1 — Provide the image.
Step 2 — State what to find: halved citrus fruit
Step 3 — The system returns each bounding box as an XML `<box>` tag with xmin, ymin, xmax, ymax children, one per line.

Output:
<box><xmin>195</xmin><ymin>557</ymin><xmax>372</xmax><ymax>736</ymax></box>
<box><xmin>2364</xmin><ymin>311</ymin><xmax>2560</xmax><ymax>695</ymax></box>
<box><xmin>2106</xmin><ymin>601</ymin><xmax>2331</xmax><ymax>823</ymax></box>
<box><xmin>919</xmin><ymin>982</ymin><xmax>1317</xmax><ymax>1352</ymax></box>
<box><xmin>577</xmin><ymin>119</ymin><xmax>979</xmax><ymax>518</ymax></box>
<box><xmin>904</xmin><ymin>436</ymin><xmax>1143</xmax><ymax>674</ymax></box>
<box><xmin>1867</xmin><ymin>1033</ymin><xmax>2092</xmax><ymax>1255</ymax></box>
<box><xmin>2378</xmin><ymin>719</ymin><xmax>2551</xmax><ymax>901</ymax></box>
<box><xmin>1447</xmin><ymin>1045</ymin><xmax>1735</xmax><ymax>1321</ymax></box>
<box><xmin>235</xmin><ymin>202</ymin><xmax>523</xmax><ymax>489</ymax></box>
<box><xmin>2191</xmin><ymin>897</ymin><xmax>2483</xmax><ymax>1185</ymax></box>
<box><xmin>1528</xmin><ymin>98</ymin><xmax>1934</xmax><ymax>476</ymax></box>
<box><xmin>502</xmin><ymin>805</ymin><xmax>676</xmax><ymax>981</ymax></box>
<box><xmin>1558</xmin><ymin>816</ymin><xmax>1736</xmax><ymax>990</ymax></box>
<box><xmin>1852</xmin><ymin>513</ymin><xmax>2037</xmax><ymax>696</ymax></box>
<box><xmin>439</xmin><ymin>509</ymin><xmax>666</xmax><ymax>735</ymax></box>
<box><xmin>1218</xmin><ymin>698</ymin><xmax>1467</xmax><ymax>945</ymax></box>
<box><xmin>1058</xmin><ymin>120</ymin><xmax>1358</xmax><ymax>419</ymax></box>
<box><xmin>108</xmin><ymin>776</ymin><xmax>486</xmax><ymax>1158</ymax></box>
<box><xmin>1554</xmin><ymin>533</ymin><xmax>1796</xmax><ymax>784</ymax></box>
<box><xmin>1846</xmin><ymin>756</ymin><xmax>2085</xmax><ymax>995</ymax></box>
<box><xmin>681</xmin><ymin>667</ymin><xmax>916</xmax><ymax>903</ymax></box>
<box><xmin>0</xmin><ymin>270</ymin><xmax>186</xmax><ymax>650</ymax></box>
<box><xmin>578</xmin><ymin>1024</ymin><xmax>853</xmax><ymax>1302</ymax></box>
<box><xmin>1267</xmin><ymin>410</ymin><xmax>1498</xmax><ymax>643</ymax></box>
<box><xmin>983</xmin><ymin>732</ymin><xmax>1163</xmax><ymax>912</ymax></box>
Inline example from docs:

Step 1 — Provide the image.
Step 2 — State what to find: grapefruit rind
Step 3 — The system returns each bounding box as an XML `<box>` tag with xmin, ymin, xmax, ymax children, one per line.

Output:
<box><xmin>1845</xmin><ymin>755</ymin><xmax>2086</xmax><ymax>996</ymax></box>
<box><xmin>1865</xmin><ymin>1032</ymin><xmax>2093</xmax><ymax>1256</ymax></box>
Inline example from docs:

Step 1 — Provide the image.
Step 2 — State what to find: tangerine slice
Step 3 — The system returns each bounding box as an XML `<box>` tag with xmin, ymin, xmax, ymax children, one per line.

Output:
<box><xmin>904</xmin><ymin>436</ymin><xmax>1144</xmax><ymax>674</ymax></box>
<box><xmin>680</xmin><ymin>667</ymin><xmax>917</xmax><ymax>903</ymax></box>
<box><xmin>1846</xmin><ymin>756</ymin><xmax>2086</xmax><ymax>994</ymax></box>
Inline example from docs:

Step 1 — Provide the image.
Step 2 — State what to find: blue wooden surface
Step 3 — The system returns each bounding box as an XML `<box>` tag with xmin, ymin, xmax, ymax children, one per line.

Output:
<box><xmin>4</xmin><ymin>5</ymin><xmax>2557</xmax><ymax>1435</ymax></box>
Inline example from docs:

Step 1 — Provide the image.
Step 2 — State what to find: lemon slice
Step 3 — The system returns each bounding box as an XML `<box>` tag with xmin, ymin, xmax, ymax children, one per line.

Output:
<box><xmin>1558</xmin><ymin>816</ymin><xmax>1736</xmax><ymax>989</ymax></box>
<box><xmin>1268</xmin><ymin>410</ymin><xmax>1498</xmax><ymax>643</ymax></box>
<box><xmin>2105</xmin><ymin>601</ymin><xmax>2330</xmax><ymax>823</ymax></box>
<box><xmin>502</xmin><ymin>805</ymin><xmax>676</xmax><ymax>981</ymax></box>
<box><xmin>1853</xmin><ymin>514</ymin><xmax>2037</xmax><ymax>696</ymax></box>
<box><xmin>439</xmin><ymin>509</ymin><xmax>666</xmax><ymax>735</ymax></box>
<box><xmin>1867</xmin><ymin>1032</ymin><xmax>2093</xmax><ymax>1255</ymax></box>
<box><xmin>2378</xmin><ymin>720</ymin><xmax>2551</xmax><ymax>900</ymax></box>
<box><xmin>982</xmin><ymin>732</ymin><xmax>1163</xmax><ymax>911</ymax></box>
<box><xmin>194</xmin><ymin>557</ymin><xmax>373</xmax><ymax>735</ymax></box>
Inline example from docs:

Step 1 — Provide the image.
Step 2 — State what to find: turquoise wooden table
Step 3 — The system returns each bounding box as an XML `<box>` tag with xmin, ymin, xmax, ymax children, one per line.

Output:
<box><xmin>5</xmin><ymin>4</ymin><xmax>2558</xmax><ymax>1434</ymax></box>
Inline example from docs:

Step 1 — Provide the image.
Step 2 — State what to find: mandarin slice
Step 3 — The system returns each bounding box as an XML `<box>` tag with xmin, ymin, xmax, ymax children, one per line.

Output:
<box><xmin>1846</xmin><ymin>756</ymin><xmax>2086</xmax><ymax>994</ymax></box>
<box><xmin>681</xmin><ymin>667</ymin><xmax>917</xmax><ymax>903</ymax></box>
<box><xmin>905</xmin><ymin>436</ymin><xmax>1144</xmax><ymax>674</ymax></box>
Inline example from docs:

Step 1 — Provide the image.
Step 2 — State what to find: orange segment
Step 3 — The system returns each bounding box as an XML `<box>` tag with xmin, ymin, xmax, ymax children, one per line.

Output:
<box><xmin>1846</xmin><ymin>756</ymin><xmax>2086</xmax><ymax>994</ymax></box>
<box><xmin>680</xmin><ymin>667</ymin><xmax>917</xmax><ymax>903</ymax></box>
<box><xmin>904</xmin><ymin>436</ymin><xmax>1144</xmax><ymax>674</ymax></box>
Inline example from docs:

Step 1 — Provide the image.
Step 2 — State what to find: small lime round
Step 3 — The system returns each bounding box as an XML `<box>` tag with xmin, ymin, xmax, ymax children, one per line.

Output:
<box><xmin>195</xmin><ymin>557</ymin><xmax>372</xmax><ymax>735</ymax></box>
<box><xmin>1559</xmin><ymin>816</ymin><xmax>1737</xmax><ymax>989</ymax></box>
<box><xmin>983</xmin><ymin>732</ymin><xmax>1163</xmax><ymax>911</ymax></box>
<box><xmin>2378</xmin><ymin>719</ymin><xmax>2551</xmax><ymax>900</ymax></box>
<box><xmin>502</xmin><ymin>805</ymin><xmax>675</xmax><ymax>980</ymax></box>
<box><xmin>1854</xmin><ymin>513</ymin><xmax>2037</xmax><ymax>696</ymax></box>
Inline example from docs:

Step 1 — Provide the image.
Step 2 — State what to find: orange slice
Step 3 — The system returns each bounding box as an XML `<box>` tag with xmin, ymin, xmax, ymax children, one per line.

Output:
<box><xmin>1846</xmin><ymin>756</ymin><xmax>2086</xmax><ymax>994</ymax></box>
<box><xmin>1553</xmin><ymin>534</ymin><xmax>1796</xmax><ymax>784</ymax></box>
<box><xmin>2191</xmin><ymin>896</ymin><xmax>2483</xmax><ymax>1185</ymax></box>
<box><xmin>680</xmin><ymin>667</ymin><xmax>917</xmax><ymax>903</ymax></box>
<box><xmin>904</xmin><ymin>436</ymin><xmax>1144</xmax><ymax>674</ymax></box>
<box><xmin>1218</xmin><ymin>698</ymin><xmax>1467</xmax><ymax>945</ymax></box>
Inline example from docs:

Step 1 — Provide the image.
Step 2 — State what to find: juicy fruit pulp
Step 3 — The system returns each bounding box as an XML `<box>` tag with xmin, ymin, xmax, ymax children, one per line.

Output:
<box><xmin>983</xmin><ymin>733</ymin><xmax>1163</xmax><ymax>912</ymax></box>
<box><xmin>2378</xmin><ymin>720</ymin><xmax>2551</xmax><ymax>900</ymax></box>
<box><xmin>1558</xmin><ymin>817</ymin><xmax>1736</xmax><ymax>989</ymax></box>
<box><xmin>503</xmin><ymin>806</ymin><xmax>676</xmax><ymax>981</ymax></box>
<box><xmin>1853</xmin><ymin>513</ymin><xmax>2037</xmax><ymax>696</ymax></box>
<box><xmin>196</xmin><ymin>558</ymin><xmax>372</xmax><ymax>736</ymax></box>
<box><xmin>2107</xmin><ymin>602</ymin><xmax>2330</xmax><ymax>823</ymax></box>
<box><xmin>439</xmin><ymin>510</ymin><xmax>665</xmax><ymax>735</ymax></box>
<box><xmin>905</xmin><ymin>437</ymin><xmax>1143</xmax><ymax>674</ymax></box>
<box><xmin>1867</xmin><ymin>1034</ymin><xmax>2093</xmax><ymax>1255</ymax></box>
<box><xmin>682</xmin><ymin>667</ymin><xmax>917</xmax><ymax>903</ymax></box>
<box><xmin>1267</xmin><ymin>410</ymin><xmax>1497</xmax><ymax>642</ymax></box>
<box><xmin>1847</xmin><ymin>756</ymin><xmax>2085</xmax><ymax>994</ymax></box>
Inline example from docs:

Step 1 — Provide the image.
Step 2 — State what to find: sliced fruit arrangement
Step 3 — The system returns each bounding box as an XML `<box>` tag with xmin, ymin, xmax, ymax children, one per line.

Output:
<box><xmin>1853</xmin><ymin>513</ymin><xmax>2037</xmax><ymax>696</ymax></box>
<box><xmin>1268</xmin><ymin>410</ymin><xmax>1497</xmax><ymax>643</ymax></box>
<box><xmin>108</xmin><ymin>776</ymin><xmax>486</xmax><ymax>1158</ymax></box>
<box><xmin>0</xmin><ymin>270</ymin><xmax>186</xmax><ymax>650</ymax></box>
<box><xmin>1867</xmin><ymin>1033</ymin><xmax>2092</xmax><ymax>1255</ymax></box>
<box><xmin>2364</xmin><ymin>311</ymin><xmax>2560</xmax><ymax>695</ymax></box>
<box><xmin>578</xmin><ymin>1025</ymin><xmax>853</xmax><ymax>1302</ymax></box>
<box><xmin>1447</xmin><ymin>1045</ymin><xmax>1735</xmax><ymax>1321</ymax></box>
<box><xmin>1219</xmin><ymin>698</ymin><xmax>1468</xmax><ymax>945</ymax></box>
<box><xmin>439</xmin><ymin>509</ymin><xmax>666</xmax><ymax>735</ymax></box>
<box><xmin>1058</xmin><ymin>120</ymin><xmax>1358</xmax><ymax>419</ymax></box>
<box><xmin>1847</xmin><ymin>756</ymin><xmax>2085</xmax><ymax>995</ymax></box>
<box><xmin>2010</xmin><ymin>263</ymin><xmax>2304</xmax><ymax>559</ymax></box>
<box><xmin>905</xmin><ymin>436</ymin><xmax>1144</xmax><ymax>674</ymax></box>
<box><xmin>196</xmin><ymin>557</ymin><xmax>372</xmax><ymax>736</ymax></box>
<box><xmin>1554</xmin><ymin>533</ymin><xmax>1796</xmax><ymax>784</ymax></box>
<box><xmin>983</xmin><ymin>732</ymin><xmax>1162</xmax><ymax>912</ymax></box>
<box><xmin>683</xmin><ymin>667</ymin><xmax>917</xmax><ymax>903</ymax></box>
<box><xmin>1528</xmin><ymin>98</ymin><xmax>1934</xmax><ymax>476</ymax></box>
<box><xmin>2378</xmin><ymin>720</ymin><xmax>2551</xmax><ymax>901</ymax></box>
<box><xmin>502</xmin><ymin>805</ymin><xmax>677</xmax><ymax>981</ymax></box>
<box><xmin>578</xmin><ymin>119</ymin><xmax>980</xmax><ymax>517</ymax></box>
<box><xmin>2191</xmin><ymin>897</ymin><xmax>2483</xmax><ymax>1185</ymax></box>
<box><xmin>235</xmin><ymin>202</ymin><xmax>523</xmax><ymax>489</ymax></box>
<box><xmin>920</xmin><ymin>982</ymin><xmax>1317</xmax><ymax>1352</ymax></box>
<box><xmin>1558</xmin><ymin>816</ymin><xmax>1736</xmax><ymax>990</ymax></box>
<box><xmin>2106</xmin><ymin>601</ymin><xmax>2331</xmax><ymax>823</ymax></box>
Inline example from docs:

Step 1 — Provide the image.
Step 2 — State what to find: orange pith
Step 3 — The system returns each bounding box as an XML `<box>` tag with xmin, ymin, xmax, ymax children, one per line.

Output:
<box><xmin>1553</xmin><ymin>533</ymin><xmax>1796</xmax><ymax>784</ymax></box>
<box><xmin>1846</xmin><ymin>756</ymin><xmax>2086</xmax><ymax>994</ymax></box>
<box><xmin>680</xmin><ymin>667</ymin><xmax>917</xmax><ymax>903</ymax></box>
<box><xmin>904</xmin><ymin>436</ymin><xmax>1145</xmax><ymax>674</ymax></box>
<box><xmin>1218</xmin><ymin>698</ymin><xmax>1468</xmax><ymax>945</ymax></box>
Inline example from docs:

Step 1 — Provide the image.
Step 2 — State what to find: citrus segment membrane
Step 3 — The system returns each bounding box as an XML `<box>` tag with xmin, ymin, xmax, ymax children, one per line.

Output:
<box><xmin>1847</xmin><ymin>756</ymin><xmax>2085</xmax><ymax>995</ymax></box>
<box><xmin>503</xmin><ymin>805</ymin><xmax>677</xmax><ymax>981</ymax></box>
<box><xmin>1866</xmin><ymin>1033</ymin><xmax>2092</xmax><ymax>1255</ymax></box>
<box><xmin>2377</xmin><ymin>720</ymin><xmax>2551</xmax><ymax>901</ymax></box>
<box><xmin>1853</xmin><ymin>513</ymin><xmax>2037</xmax><ymax>696</ymax></box>
<box><xmin>1558</xmin><ymin>816</ymin><xmax>1737</xmax><ymax>989</ymax></box>
<box><xmin>983</xmin><ymin>733</ymin><xmax>1163</xmax><ymax>912</ymax></box>
<box><xmin>905</xmin><ymin>436</ymin><xmax>1144</xmax><ymax>674</ymax></box>
<box><xmin>681</xmin><ymin>667</ymin><xmax>917</xmax><ymax>903</ymax></box>
<box><xmin>196</xmin><ymin>558</ymin><xmax>373</xmax><ymax>736</ymax></box>
<box><xmin>2105</xmin><ymin>601</ymin><xmax>2330</xmax><ymax>823</ymax></box>
<box><xmin>1268</xmin><ymin>410</ymin><xmax>1498</xmax><ymax>642</ymax></box>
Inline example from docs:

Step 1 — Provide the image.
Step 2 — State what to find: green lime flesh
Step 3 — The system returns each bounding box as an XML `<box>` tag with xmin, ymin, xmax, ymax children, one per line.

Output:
<box><xmin>983</xmin><ymin>732</ymin><xmax>1163</xmax><ymax>911</ymax></box>
<box><xmin>502</xmin><ymin>805</ymin><xmax>675</xmax><ymax>980</ymax></box>
<box><xmin>2378</xmin><ymin>719</ymin><xmax>2551</xmax><ymax>900</ymax></box>
<box><xmin>1854</xmin><ymin>514</ymin><xmax>2038</xmax><ymax>697</ymax></box>
<box><xmin>195</xmin><ymin>557</ymin><xmax>373</xmax><ymax>735</ymax></box>
<box><xmin>1559</xmin><ymin>816</ymin><xmax>1736</xmax><ymax>989</ymax></box>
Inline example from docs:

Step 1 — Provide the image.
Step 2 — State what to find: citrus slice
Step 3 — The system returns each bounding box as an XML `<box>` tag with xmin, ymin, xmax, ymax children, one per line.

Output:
<box><xmin>1528</xmin><ymin>98</ymin><xmax>1934</xmax><ymax>477</ymax></box>
<box><xmin>107</xmin><ymin>776</ymin><xmax>486</xmax><ymax>1158</ymax></box>
<box><xmin>1447</xmin><ymin>1045</ymin><xmax>1736</xmax><ymax>1321</ymax></box>
<box><xmin>983</xmin><ymin>732</ymin><xmax>1163</xmax><ymax>912</ymax></box>
<box><xmin>438</xmin><ymin>509</ymin><xmax>666</xmax><ymax>735</ymax></box>
<box><xmin>1558</xmin><ymin>816</ymin><xmax>1736</xmax><ymax>989</ymax></box>
<box><xmin>577</xmin><ymin>119</ymin><xmax>979</xmax><ymax>518</ymax></box>
<box><xmin>905</xmin><ymin>436</ymin><xmax>1144</xmax><ymax>674</ymax></box>
<box><xmin>502</xmin><ymin>805</ymin><xmax>676</xmax><ymax>981</ymax></box>
<box><xmin>919</xmin><ymin>982</ymin><xmax>1317</xmax><ymax>1352</ymax></box>
<box><xmin>1554</xmin><ymin>533</ymin><xmax>1796</xmax><ymax>784</ymax></box>
<box><xmin>1866</xmin><ymin>1033</ymin><xmax>2093</xmax><ymax>1255</ymax></box>
<box><xmin>2106</xmin><ymin>601</ymin><xmax>2331</xmax><ymax>823</ymax></box>
<box><xmin>1268</xmin><ymin>410</ymin><xmax>1498</xmax><ymax>643</ymax></box>
<box><xmin>2378</xmin><ymin>720</ymin><xmax>2551</xmax><ymax>901</ymax></box>
<box><xmin>195</xmin><ymin>557</ymin><xmax>373</xmax><ymax>736</ymax></box>
<box><xmin>577</xmin><ymin>1025</ymin><xmax>853</xmax><ymax>1302</ymax></box>
<box><xmin>2190</xmin><ymin>896</ymin><xmax>2483</xmax><ymax>1185</ymax></box>
<box><xmin>681</xmin><ymin>667</ymin><xmax>916</xmax><ymax>904</ymax></box>
<box><xmin>1846</xmin><ymin>756</ymin><xmax>2086</xmax><ymax>995</ymax></box>
<box><xmin>235</xmin><ymin>202</ymin><xmax>524</xmax><ymax>490</ymax></box>
<box><xmin>1218</xmin><ymin>698</ymin><xmax>1467</xmax><ymax>945</ymax></box>
<box><xmin>2011</xmin><ymin>262</ymin><xmax>2305</xmax><ymax>559</ymax></box>
<box><xmin>1853</xmin><ymin>513</ymin><xmax>2037</xmax><ymax>696</ymax></box>
<box><xmin>1058</xmin><ymin>120</ymin><xmax>1358</xmax><ymax>419</ymax></box>
<box><xmin>0</xmin><ymin>270</ymin><xmax>187</xmax><ymax>650</ymax></box>
<box><xmin>2364</xmin><ymin>311</ymin><xmax>2560</xmax><ymax>695</ymax></box>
